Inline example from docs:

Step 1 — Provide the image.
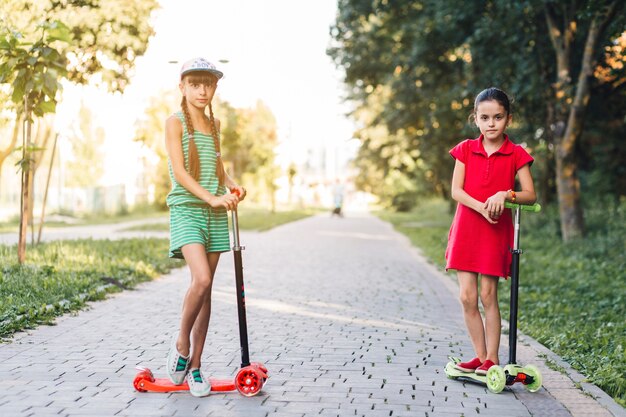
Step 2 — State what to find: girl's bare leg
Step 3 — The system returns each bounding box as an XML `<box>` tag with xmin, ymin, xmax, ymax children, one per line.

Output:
<box><xmin>189</xmin><ymin>252</ymin><xmax>221</xmax><ymax>368</ymax></box>
<box><xmin>176</xmin><ymin>244</ymin><xmax>214</xmax><ymax>357</ymax></box>
<box><xmin>480</xmin><ymin>275</ymin><xmax>501</xmax><ymax>364</ymax></box>
<box><xmin>458</xmin><ymin>271</ymin><xmax>487</xmax><ymax>360</ymax></box>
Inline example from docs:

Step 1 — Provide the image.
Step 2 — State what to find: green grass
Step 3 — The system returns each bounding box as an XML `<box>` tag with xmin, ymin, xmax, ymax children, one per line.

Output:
<box><xmin>0</xmin><ymin>206</ymin><xmax>315</xmax><ymax>339</ymax></box>
<box><xmin>0</xmin><ymin>209</ymin><xmax>167</xmax><ymax>233</ymax></box>
<box><xmin>119</xmin><ymin>206</ymin><xmax>317</xmax><ymax>232</ymax></box>
<box><xmin>378</xmin><ymin>199</ymin><xmax>626</xmax><ymax>407</ymax></box>
<box><xmin>0</xmin><ymin>239</ymin><xmax>183</xmax><ymax>338</ymax></box>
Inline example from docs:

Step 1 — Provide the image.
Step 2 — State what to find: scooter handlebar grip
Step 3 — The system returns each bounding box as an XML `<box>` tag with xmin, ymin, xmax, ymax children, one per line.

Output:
<box><xmin>504</xmin><ymin>202</ymin><xmax>542</xmax><ymax>212</ymax></box>
<box><xmin>232</xmin><ymin>189</ymin><xmax>241</xmax><ymax>197</ymax></box>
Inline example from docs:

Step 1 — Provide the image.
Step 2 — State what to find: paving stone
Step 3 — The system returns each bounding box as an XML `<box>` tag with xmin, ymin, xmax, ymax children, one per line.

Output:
<box><xmin>0</xmin><ymin>213</ymin><xmax>622</xmax><ymax>417</ymax></box>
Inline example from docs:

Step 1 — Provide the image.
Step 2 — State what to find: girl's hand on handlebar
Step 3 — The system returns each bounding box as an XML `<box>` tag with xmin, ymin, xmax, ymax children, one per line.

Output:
<box><xmin>207</xmin><ymin>193</ymin><xmax>239</xmax><ymax>210</ymax></box>
<box><xmin>479</xmin><ymin>206</ymin><xmax>498</xmax><ymax>224</ymax></box>
<box><xmin>484</xmin><ymin>191</ymin><xmax>506</xmax><ymax>221</ymax></box>
<box><xmin>230</xmin><ymin>185</ymin><xmax>247</xmax><ymax>201</ymax></box>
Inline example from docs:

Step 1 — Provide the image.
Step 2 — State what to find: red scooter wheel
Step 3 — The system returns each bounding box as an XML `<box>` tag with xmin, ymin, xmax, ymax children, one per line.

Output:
<box><xmin>235</xmin><ymin>366</ymin><xmax>264</xmax><ymax>397</ymax></box>
<box><xmin>133</xmin><ymin>367</ymin><xmax>155</xmax><ymax>392</ymax></box>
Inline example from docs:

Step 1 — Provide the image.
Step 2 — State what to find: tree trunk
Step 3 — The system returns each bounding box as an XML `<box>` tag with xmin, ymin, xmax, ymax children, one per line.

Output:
<box><xmin>18</xmin><ymin>106</ymin><xmax>32</xmax><ymax>264</ymax></box>
<box><xmin>555</xmin><ymin>144</ymin><xmax>584</xmax><ymax>240</ymax></box>
<box><xmin>38</xmin><ymin>133</ymin><xmax>59</xmax><ymax>244</ymax></box>
<box><xmin>26</xmin><ymin>117</ymin><xmax>54</xmax><ymax>244</ymax></box>
<box><xmin>551</xmin><ymin>2</ymin><xmax>619</xmax><ymax>240</ymax></box>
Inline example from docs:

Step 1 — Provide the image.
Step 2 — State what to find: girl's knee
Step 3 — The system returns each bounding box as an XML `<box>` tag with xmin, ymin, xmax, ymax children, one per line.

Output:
<box><xmin>191</xmin><ymin>274</ymin><xmax>213</xmax><ymax>294</ymax></box>
<box><xmin>480</xmin><ymin>286</ymin><xmax>498</xmax><ymax>309</ymax></box>
<box><xmin>459</xmin><ymin>290</ymin><xmax>478</xmax><ymax>312</ymax></box>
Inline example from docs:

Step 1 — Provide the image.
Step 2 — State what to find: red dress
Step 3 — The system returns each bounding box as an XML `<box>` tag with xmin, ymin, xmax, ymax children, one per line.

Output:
<box><xmin>445</xmin><ymin>135</ymin><xmax>534</xmax><ymax>278</ymax></box>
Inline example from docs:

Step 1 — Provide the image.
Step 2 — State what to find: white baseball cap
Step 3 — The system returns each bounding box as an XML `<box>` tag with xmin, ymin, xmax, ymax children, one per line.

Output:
<box><xmin>180</xmin><ymin>57</ymin><xmax>224</xmax><ymax>79</ymax></box>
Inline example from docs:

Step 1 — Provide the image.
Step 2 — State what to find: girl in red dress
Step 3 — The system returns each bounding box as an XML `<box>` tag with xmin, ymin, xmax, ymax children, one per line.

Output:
<box><xmin>446</xmin><ymin>87</ymin><xmax>536</xmax><ymax>375</ymax></box>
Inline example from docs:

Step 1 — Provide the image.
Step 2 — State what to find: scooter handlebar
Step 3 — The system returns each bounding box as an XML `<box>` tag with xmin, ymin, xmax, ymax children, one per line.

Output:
<box><xmin>504</xmin><ymin>202</ymin><xmax>541</xmax><ymax>212</ymax></box>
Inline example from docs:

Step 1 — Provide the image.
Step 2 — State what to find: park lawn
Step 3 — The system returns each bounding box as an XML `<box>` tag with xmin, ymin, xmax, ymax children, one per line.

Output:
<box><xmin>0</xmin><ymin>209</ymin><xmax>168</xmax><ymax>233</ymax></box>
<box><xmin>0</xmin><ymin>206</ymin><xmax>315</xmax><ymax>339</ymax></box>
<box><xmin>0</xmin><ymin>238</ymin><xmax>182</xmax><ymax>338</ymax></box>
<box><xmin>120</xmin><ymin>206</ymin><xmax>318</xmax><ymax>232</ymax></box>
<box><xmin>378</xmin><ymin>199</ymin><xmax>625</xmax><ymax>407</ymax></box>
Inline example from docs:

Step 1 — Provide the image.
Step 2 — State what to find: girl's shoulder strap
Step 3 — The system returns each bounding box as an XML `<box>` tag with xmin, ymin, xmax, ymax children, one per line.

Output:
<box><xmin>172</xmin><ymin>111</ymin><xmax>188</xmax><ymax>136</ymax></box>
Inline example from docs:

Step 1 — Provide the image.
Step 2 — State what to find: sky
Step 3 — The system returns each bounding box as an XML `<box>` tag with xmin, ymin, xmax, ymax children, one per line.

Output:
<box><xmin>57</xmin><ymin>0</ymin><xmax>357</xmax><ymax>186</ymax></box>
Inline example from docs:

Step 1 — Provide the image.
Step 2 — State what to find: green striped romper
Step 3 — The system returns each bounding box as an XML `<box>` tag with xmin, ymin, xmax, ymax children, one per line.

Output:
<box><xmin>167</xmin><ymin>111</ymin><xmax>230</xmax><ymax>259</ymax></box>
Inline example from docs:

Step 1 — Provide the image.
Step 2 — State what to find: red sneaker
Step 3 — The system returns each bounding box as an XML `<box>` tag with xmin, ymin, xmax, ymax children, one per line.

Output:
<box><xmin>454</xmin><ymin>357</ymin><xmax>482</xmax><ymax>373</ymax></box>
<box><xmin>475</xmin><ymin>359</ymin><xmax>496</xmax><ymax>375</ymax></box>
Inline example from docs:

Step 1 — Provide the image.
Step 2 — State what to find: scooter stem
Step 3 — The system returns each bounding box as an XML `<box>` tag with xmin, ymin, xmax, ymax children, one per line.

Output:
<box><xmin>509</xmin><ymin>205</ymin><xmax>521</xmax><ymax>364</ymax></box>
<box><xmin>231</xmin><ymin>206</ymin><xmax>251</xmax><ymax>368</ymax></box>
<box><xmin>504</xmin><ymin>202</ymin><xmax>541</xmax><ymax>365</ymax></box>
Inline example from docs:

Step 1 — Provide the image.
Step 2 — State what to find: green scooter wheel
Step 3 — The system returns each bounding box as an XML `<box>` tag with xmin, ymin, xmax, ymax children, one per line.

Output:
<box><xmin>486</xmin><ymin>365</ymin><xmax>506</xmax><ymax>393</ymax></box>
<box><xmin>523</xmin><ymin>365</ymin><xmax>542</xmax><ymax>392</ymax></box>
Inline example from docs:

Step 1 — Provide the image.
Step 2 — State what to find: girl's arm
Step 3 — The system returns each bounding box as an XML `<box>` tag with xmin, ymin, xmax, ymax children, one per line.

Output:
<box><xmin>450</xmin><ymin>159</ymin><xmax>497</xmax><ymax>224</ymax></box>
<box><xmin>484</xmin><ymin>163</ymin><xmax>537</xmax><ymax>217</ymax></box>
<box><xmin>165</xmin><ymin>116</ymin><xmax>238</xmax><ymax>210</ymax></box>
<box><xmin>513</xmin><ymin>164</ymin><xmax>536</xmax><ymax>204</ymax></box>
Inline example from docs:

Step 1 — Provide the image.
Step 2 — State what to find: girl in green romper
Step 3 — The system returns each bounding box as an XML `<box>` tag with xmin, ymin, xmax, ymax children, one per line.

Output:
<box><xmin>164</xmin><ymin>58</ymin><xmax>246</xmax><ymax>397</ymax></box>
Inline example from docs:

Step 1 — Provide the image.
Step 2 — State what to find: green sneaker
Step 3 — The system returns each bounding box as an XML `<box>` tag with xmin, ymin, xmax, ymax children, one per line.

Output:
<box><xmin>166</xmin><ymin>336</ymin><xmax>189</xmax><ymax>385</ymax></box>
<box><xmin>186</xmin><ymin>368</ymin><xmax>211</xmax><ymax>397</ymax></box>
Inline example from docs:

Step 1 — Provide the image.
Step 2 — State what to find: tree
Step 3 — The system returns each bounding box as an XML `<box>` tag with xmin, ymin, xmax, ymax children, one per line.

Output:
<box><xmin>134</xmin><ymin>94</ymin><xmax>280</xmax><ymax>208</ymax></box>
<box><xmin>0</xmin><ymin>93</ymin><xmax>21</xmax><ymax>195</ymax></box>
<box><xmin>542</xmin><ymin>1</ymin><xmax>623</xmax><ymax>240</ymax></box>
<box><xmin>0</xmin><ymin>0</ymin><xmax>158</xmax><ymax>262</ymax></box>
<box><xmin>133</xmin><ymin>89</ymin><xmax>178</xmax><ymax>209</ymax></box>
<box><xmin>328</xmin><ymin>0</ymin><xmax>478</xmax><ymax>210</ymax></box>
<box><xmin>329</xmin><ymin>0</ymin><xmax>625</xmax><ymax>239</ymax></box>
<box><xmin>0</xmin><ymin>20</ymin><xmax>70</xmax><ymax>262</ymax></box>
<box><xmin>65</xmin><ymin>103</ymin><xmax>105</xmax><ymax>187</ymax></box>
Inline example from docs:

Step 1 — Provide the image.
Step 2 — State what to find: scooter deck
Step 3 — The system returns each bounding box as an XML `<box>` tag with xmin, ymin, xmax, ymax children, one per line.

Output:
<box><xmin>133</xmin><ymin>368</ymin><xmax>236</xmax><ymax>393</ymax></box>
<box><xmin>136</xmin><ymin>377</ymin><xmax>236</xmax><ymax>393</ymax></box>
<box><xmin>444</xmin><ymin>359</ymin><xmax>488</xmax><ymax>384</ymax></box>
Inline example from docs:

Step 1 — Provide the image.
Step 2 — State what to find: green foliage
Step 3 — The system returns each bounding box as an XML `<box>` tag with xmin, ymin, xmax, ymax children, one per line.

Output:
<box><xmin>235</xmin><ymin>206</ymin><xmax>316</xmax><ymax>231</ymax></box>
<box><xmin>120</xmin><ymin>206</ymin><xmax>317</xmax><ymax>232</ymax></box>
<box><xmin>65</xmin><ymin>103</ymin><xmax>105</xmax><ymax>187</ymax></box>
<box><xmin>133</xmin><ymin>89</ymin><xmax>178</xmax><ymax>209</ymax></box>
<box><xmin>0</xmin><ymin>238</ymin><xmax>182</xmax><ymax>338</ymax></box>
<box><xmin>379</xmin><ymin>198</ymin><xmax>626</xmax><ymax>405</ymax></box>
<box><xmin>0</xmin><ymin>19</ymin><xmax>69</xmax><ymax>117</ymax></box>
<box><xmin>329</xmin><ymin>0</ymin><xmax>626</xmax><ymax>210</ymax></box>
<box><xmin>1</xmin><ymin>0</ymin><xmax>159</xmax><ymax>92</ymax></box>
<box><xmin>134</xmin><ymin>93</ymin><xmax>280</xmax><ymax>208</ymax></box>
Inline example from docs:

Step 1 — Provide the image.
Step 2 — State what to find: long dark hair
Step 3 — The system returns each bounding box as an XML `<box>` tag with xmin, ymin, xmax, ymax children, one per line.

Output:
<box><xmin>180</xmin><ymin>72</ymin><xmax>225</xmax><ymax>185</ymax></box>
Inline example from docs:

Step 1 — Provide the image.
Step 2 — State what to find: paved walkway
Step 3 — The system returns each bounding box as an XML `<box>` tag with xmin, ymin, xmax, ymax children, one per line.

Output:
<box><xmin>0</xmin><ymin>213</ymin><xmax>623</xmax><ymax>417</ymax></box>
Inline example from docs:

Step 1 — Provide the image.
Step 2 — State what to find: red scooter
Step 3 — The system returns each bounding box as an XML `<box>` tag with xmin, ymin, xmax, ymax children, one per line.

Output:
<box><xmin>133</xmin><ymin>191</ymin><xmax>268</xmax><ymax>396</ymax></box>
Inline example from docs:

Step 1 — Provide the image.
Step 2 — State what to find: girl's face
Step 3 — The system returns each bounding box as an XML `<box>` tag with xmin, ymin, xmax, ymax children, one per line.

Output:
<box><xmin>180</xmin><ymin>73</ymin><xmax>217</xmax><ymax>109</ymax></box>
<box><xmin>475</xmin><ymin>100</ymin><xmax>512</xmax><ymax>142</ymax></box>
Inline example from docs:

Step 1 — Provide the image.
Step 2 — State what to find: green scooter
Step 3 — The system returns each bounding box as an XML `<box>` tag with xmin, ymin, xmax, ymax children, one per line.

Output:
<box><xmin>444</xmin><ymin>202</ymin><xmax>543</xmax><ymax>394</ymax></box>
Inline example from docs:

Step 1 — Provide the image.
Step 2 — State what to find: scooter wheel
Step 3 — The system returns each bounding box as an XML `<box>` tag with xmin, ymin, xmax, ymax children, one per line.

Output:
<box><xmin>133</xmin><ymin>375</ymin><xmax>148</xmax><ymax>392</ymax></box>
<box><xmin>523</xmin><ymin>365</ymin><xmax>542</xmax><ymax>392</ymax></box>
<box><xmin>132</xmin><ymin>368</ymin><xmax>154</xmax><ymax>392</ymax></box>
<box><xmin>486</xmin><ymin>365</ymin><xmax>506</xmax><ymax>394</ymax></box>
<box><xmin>236</xmin><ymin>367</ymin><xmax>264</xmax><ymax>397</ymax></box>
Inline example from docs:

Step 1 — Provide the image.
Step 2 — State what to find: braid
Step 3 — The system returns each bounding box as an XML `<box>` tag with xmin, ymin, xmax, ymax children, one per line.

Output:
<box><xmin>180</xmin><ymin>97</ymin><xmax>200</xmax><ymax>181</ymax></box>
<box><xmin>208</xmin><ymin>102</ymin><xmax>226</xmax><ymax>186</ymax></box>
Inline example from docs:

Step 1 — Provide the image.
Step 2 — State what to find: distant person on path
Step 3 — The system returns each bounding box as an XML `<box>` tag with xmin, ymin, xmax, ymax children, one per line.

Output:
<box><xmin>163</xmin><ymin>57</ymin><xmax>246</xmax><ymax>397</ymax></box>
<box><xmin>331</xmin><ymin>179</ymin><xmax>344</xmax><ymax>217</ymax></box>
<box><xmin>445</xmin><ymin>87</ymin><xmax>536</xmax><ymax>375</ymax></box>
